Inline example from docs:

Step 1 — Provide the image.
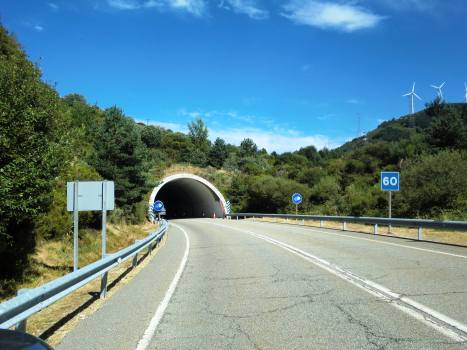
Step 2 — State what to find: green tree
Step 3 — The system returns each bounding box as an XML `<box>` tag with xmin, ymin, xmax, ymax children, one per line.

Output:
<box><xmin>246</xmin><ymin>176</ymin><xmax>311</xmax><ymax>214</ymax></box>
<box><xmin>87</xmin><ymin>106</ymin><xmax>154</xmax><ymax>221</ymax></box>
<box><xmin>208</xmin><ymin>137</ymin><xmax>229</xmax><ymax>168</ymax></box>
<box><xmin>62</xmin><ymin>93</ymin><xmax>102</xmax><ymax>134</ymax></box>
<box><xmin>427</xmin><ymin>106</ymin><xmax>467</xmax><ymax>150</ymax></box>
<box><xmin>0</xmin><ymin>22</ymin><xmax>73</xmax><ymax>279</ymax></box>
<box><xmin>141</xmin><ymin>125</ymin><xmax>163</xmax><ymax>148</ymax></box>
<box><xmin>395</xmin><ymin>150</ymin><xmax>467</xmax><ymax>219</ymax></box>
<box><xmin>239</xmin><ymin>138</ymin><xmax>258</xmax><ymax>158</ymax></box>
<box><xmin>188</xmin><ymin>117</ymin><xmax>210</xmax><ymax>153</ymax></box>
<box><xmin>225</xmin><ymin>177</ymin><xmax>246</xmax><ymax>212</ymax></box>
<box><xmin>297</xmin><ymin>145</ymin><xmax>321</xmax><ymax>165</ymax></box>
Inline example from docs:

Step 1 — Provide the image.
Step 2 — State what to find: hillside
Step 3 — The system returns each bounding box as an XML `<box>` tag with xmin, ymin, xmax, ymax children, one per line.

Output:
<box><xmin>338</xmin><ymin>101</ymin><xmax>466</xmax><ymax>153</ymax></box>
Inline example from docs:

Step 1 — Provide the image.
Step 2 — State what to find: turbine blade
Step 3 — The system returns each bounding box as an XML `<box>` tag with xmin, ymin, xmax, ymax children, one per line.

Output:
<box><xmin>403</xmin><ymin>93</ymin><xmax>411</xmax><ymax>97</ymax></box>
<box><xmin>412</xmin><ymin>82</ymin><xmax>415</xmax><ymax>92</ymax></box>
<box><xmin>430</xmin><ymin>85</ymin><xmax>438</xmax><ymax>89</ymax></box>
<box><xmin>414</xmin><ymin>93</ymin><xmax>421</xmax><ymax>100</ymax></box>
<box><xmin>440</xmin><ymin>82</ymin><xmax>445</xmax><ymax>88</ymax></box>
<box><xmin>440</xmin><ymin>91</ymin><xmax>443</xmax><ymax>99</ymax></box>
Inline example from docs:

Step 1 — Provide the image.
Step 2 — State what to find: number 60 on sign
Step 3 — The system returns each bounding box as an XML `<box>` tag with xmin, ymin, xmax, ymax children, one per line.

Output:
<box><xmin>381</xmin><ymin>172</ymin><xmax>399</xmax><ymax>191</ymax></box>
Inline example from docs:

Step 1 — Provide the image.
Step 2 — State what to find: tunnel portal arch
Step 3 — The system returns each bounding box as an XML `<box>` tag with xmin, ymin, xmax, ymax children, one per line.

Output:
<box><xmin>149</xmin><ymin>173</ymin><xmax>227</xmax><ymax>219</ymax></box>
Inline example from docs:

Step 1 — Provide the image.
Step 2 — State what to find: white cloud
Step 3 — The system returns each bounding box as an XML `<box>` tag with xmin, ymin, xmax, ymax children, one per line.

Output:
<box><xmin>107</xmin><ymin>0</ymin><xmax>206</xmax><ymax>16</ymax></box>
<box><xmin>281</xmin><ymin>0</ymin><xmax>386</xmax><ymax>32</ymax></box>
<box><xmin>347</xmin><ymin>99</ymin><xmax>358</xmax><ymax>104</ymax></box>
<box><xmin>223</xmin><ymin>0</ymin><xmax>268</xmax><ymax>19</ymax></box>
<box><xmin>318</xmin><ymin>113</ymin><xmax>334</xmax><ymax>120</ymax></box>
<box><xmin>108</xmin><ymin>0</ymin><xmax>139</xmax><ymax>9</ymax></box>
<box><xmin>188</xmin><ymin>112</ymin><xmax>202</xmax><ymax>118</ymax></box>
<box><xmin>210</xmin><ymin>127</ymin><xmax>330</xmax><ymax>153</ymax></box>
<box><xmin>34</xmin><ymin>26</ymin><xmax>43</xmax><ymax>31</ymax></box>
<box><xmin>301</xmin><ymin>64</ymin><xmax>310</xmax><ymax>71</ymax></box>
<box><xmin>48</xmin><ymin>3</ymin><xmax>59</xmax><ymax>11</ymax></box>
<box><xmin>144</xmin><ymin>120</ymin><xmax>189</xmax><ymax>133</ymax></box>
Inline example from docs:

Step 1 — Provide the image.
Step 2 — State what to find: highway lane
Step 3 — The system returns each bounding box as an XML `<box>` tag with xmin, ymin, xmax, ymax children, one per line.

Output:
<box><xmin>57</xmin><ymin>219</ymin><xmax>467</xmax><ymax>349</ymax></box>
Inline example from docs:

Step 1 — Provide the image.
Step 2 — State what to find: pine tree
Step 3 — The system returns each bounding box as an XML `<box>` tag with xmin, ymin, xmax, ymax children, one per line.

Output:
<box><xmin>87</xmin><ymin>106</ymin><xmax>154</xmax><ymax>217</ymax></box>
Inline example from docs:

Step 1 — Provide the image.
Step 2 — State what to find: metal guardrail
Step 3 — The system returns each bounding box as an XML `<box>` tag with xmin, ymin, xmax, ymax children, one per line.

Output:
<box><xmin>226</xmin><ymin>213</ymin><xmax>467</xmax><ymax>239</ymax></box>
<box><xmin>0</xmin><ymin>220</ymin><xmax>169</xmax><ymax>331</ymax></box>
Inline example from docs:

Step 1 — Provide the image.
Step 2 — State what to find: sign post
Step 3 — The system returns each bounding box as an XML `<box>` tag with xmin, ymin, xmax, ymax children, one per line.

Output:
<box><xmin>153</xmin><ymin>200</ymin><xmax>164</xmax><ymax>226</ymax></box>
<box><xmin>381</xmin><ymin>172</ymin><xmax>399</xmax><ymax>233</ymax></box>
<box><xmin>67</xmin><ymin>181</ymin><xmax>115</xmax><ymax>272</ymax></box>
<box><xmin>292</xmin><ymin>193</ymin><xmax>302</xmax><ymax>215</ymax></box>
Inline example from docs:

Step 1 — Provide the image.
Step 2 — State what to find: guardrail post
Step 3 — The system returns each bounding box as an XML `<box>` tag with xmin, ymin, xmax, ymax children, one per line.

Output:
<box><xmin>262</xmin><ymin>217</ymin><xmax>264</xmax><ymax>222</ymax></box>
<box><xmin>236</xmin><ymin>216</ymin><xmax>238</xmax><ymax>220</ymax></box>
<box><xmin>302</xmin><ymin>219</ymin><xmax>304</xmax><ymax>225</ymax></box>
<box><xmin>15</xmin><ymin>289</ymin><xmax>31</xmax><ymax>332</ymax></box>
<box><xmin>374</xmin><ymin>224</ymin><xmax>378</xmax><ymax>235</ymax></box>
<box><xmin>286</xmin><ymin>218</ymin><xmax>289</xmax><ymax>224</ymax></box>
<box><xmin>148</xmin><ymin>240</ymin><xmax>153</xmax><ymax>255</ymax></box>
<box><xmin>320</xmin><ymin>220</ymin><xmax>323</xmax><ymax>228</ymax></box>
<box><xmin>132</xmin><ymin>254</ymin><xmax>138</xmax><ymax>268</ymax></box>
<box><xmin>244</xmin><ymin>216</ymin><xmax>246</xmax><ymax>220</ymax></box>
<box><xmin>253</xmin><ymin>216</ymin><xmax>255</xmax><ymax>221</ymax></box>
<box><xmin>343</xmin><ymin>222</ymin><xmax>347</xmax><ymax>231</ymax></box>
<box><xmin>418</xmin><ymin>227</ymin><xmax>423</xmax><ymax>241</ymax></box>
<box><xmin>100</xmin><ymin>272</ymin><xmax>108</xmax><ymax>299</ymax></box>
<box><xmin>274</xmin><ymin>217</ymin><xmax>276</xmax><ymax>223</ymax></box>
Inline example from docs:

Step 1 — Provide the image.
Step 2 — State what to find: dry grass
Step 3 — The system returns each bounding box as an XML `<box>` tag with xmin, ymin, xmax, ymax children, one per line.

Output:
<box><xmin>242</xmin><ymin>216</ymin><xmax>467</xmax><ymax>246</ymax></box>
<box><xmin>2</xmin><ymin>221</ymin><xmax>167</xmax><ymax>347</ymax></box>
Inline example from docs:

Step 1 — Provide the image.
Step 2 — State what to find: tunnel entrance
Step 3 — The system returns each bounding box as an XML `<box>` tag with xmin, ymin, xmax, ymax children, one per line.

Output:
<box><xmin>149</xmin><ymin>174</ymin><xmax>227</xmax><ymax>219</ymax></box>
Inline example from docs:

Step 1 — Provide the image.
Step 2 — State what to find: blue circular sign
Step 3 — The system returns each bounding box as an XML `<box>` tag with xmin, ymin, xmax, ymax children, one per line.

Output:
<box><xmin>292</xmin><ymin>193</ymin><xmax>302</xmax><ymax>204</ymax></box>
<box><xmin>153</xmin><ymin>201</ymin><xmax>164</xmax><ymax>211</ymax></box>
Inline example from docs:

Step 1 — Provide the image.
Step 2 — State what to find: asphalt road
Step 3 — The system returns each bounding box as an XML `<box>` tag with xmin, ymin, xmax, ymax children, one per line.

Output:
<box><xmin>57</xmin><ymin>219</ymin><xmax>467</xmax><ymax>349</ymax></box>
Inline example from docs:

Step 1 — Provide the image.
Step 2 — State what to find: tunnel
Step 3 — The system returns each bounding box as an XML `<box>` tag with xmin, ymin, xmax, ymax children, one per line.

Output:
<box><xmin>149</xmin><ymin>173</ymin><xmax>227</xmax><ymax>219</ymax></box>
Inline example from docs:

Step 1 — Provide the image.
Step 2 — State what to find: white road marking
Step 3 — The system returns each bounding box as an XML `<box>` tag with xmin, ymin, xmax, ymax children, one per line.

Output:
<box><xmin>242</xmin><ymin>219</ymin><xmax>467</xmax><ymax>259</ymax></box>
<box><xmin>294</xmin><ymin>225</ymin><xmax>467</xmax><ymax>259</ymax></box>
<box><xmin>135</xmin><ymin>224</ymin><xmax>190</xmax><ymax>350</ymax></box>
<box><xmin>209</xmin><ymin>221</ymin><xmax>467</xmax><ymax>342</ymax></box>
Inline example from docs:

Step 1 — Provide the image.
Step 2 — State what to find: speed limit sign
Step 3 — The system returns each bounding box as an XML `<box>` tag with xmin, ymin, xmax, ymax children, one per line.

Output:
<box><xmin>381</xmin><ymin>172</ymin><xmax>399</xmax><ymax>191</ymax></box>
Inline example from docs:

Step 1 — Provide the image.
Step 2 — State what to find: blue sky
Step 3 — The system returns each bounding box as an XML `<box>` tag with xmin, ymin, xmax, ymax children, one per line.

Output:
<box><xmin>3</xmin><ymin>0</ymin><xmax>467</xmax><ymax>153</ymax></box>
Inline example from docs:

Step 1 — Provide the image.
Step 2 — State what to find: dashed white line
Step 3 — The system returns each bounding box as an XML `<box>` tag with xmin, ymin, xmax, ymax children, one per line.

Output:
<box><xmin>135</xmin><ymin>224</ymin><xmax>190</xmax><ymax>350</ymax></box>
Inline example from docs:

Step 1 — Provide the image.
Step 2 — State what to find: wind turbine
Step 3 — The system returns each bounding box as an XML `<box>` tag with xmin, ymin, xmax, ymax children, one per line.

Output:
<box><xmin>403</xmin><ymin>83</ymin><xmax>421</xmax><ymax>114</ymax></box>
<box><xmin>430</xmin><ymin>82</ymin><xmax>445</xmax><ymax>100</ymax></box>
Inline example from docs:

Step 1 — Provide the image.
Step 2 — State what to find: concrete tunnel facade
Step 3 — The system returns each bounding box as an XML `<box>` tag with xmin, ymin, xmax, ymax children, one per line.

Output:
<box><xmin>149</xmin><ymin>173</ymin><xmax>227</xmax><ymax>219</ymax></box>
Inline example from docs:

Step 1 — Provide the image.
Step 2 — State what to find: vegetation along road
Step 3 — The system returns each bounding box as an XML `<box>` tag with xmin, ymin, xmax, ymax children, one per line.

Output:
<box><xmin>56</xmin><ymin>219</ymin><xmax>467</xmax><ymax>350</ymax></box>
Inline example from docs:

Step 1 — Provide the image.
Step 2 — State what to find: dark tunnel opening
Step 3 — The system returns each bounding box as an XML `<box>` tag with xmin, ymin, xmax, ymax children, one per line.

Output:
<box><xmin>154</xmin><ymin>178</ymin><xmax>224</xmax><ymax>219</ymax></box>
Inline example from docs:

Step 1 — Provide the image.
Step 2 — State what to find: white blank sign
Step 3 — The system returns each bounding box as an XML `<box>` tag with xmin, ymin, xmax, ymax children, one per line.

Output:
<box><xmin>67</xmin><ymin>181</ymin><xmax>115</xmax><ymax>211</ymax></box>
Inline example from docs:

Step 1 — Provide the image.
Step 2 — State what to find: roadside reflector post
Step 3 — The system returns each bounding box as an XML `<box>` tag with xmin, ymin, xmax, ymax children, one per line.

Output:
<box><xmin>274</xmin><ymin>217</ymin><xmax>276</xmax><ymax>223</ymax></box>
<box><xmin>418</xmin><ymin>227</ymin><xmax>423</xmax><ymax>241</ymax></box>
<box><xmin>100</xmin><ymin>272</ymin><xmax>108</xmax><ymax>299</ymax></box>
<box><xmin>302</xmin><ymin>219</ymin><xmax>304</xmax><ymax>225</ymax></box>
<box><xmin>343</xmin><ymin>222</ymin><xmax>347</xmax><ymax>231</ymax></box>
<box><xmin>263</xmin><ymin>217</ymin><xmax>264</xmax><ymax>222</ymax></box>
<box><xmin>320</xmin><ymin>220</ymin><xmax>323</xmax><ymax>228</ymax></box>
<box><xmin>375</xmin><ymin>224</ymin><xmax>378</xmax><ymax>235</ymax></box>
<box><xmin>286</xmin><ymin>218</ymin><xmax>289</xmax><ymax>224</ymax></box>
<box><xmin>132</xmin><ymin>253</ymin><xmax>138</xmax><ymax>268</ymax></box>
<box><xmin>253</xmin><ymin>216</ymin><xmax>255</xmax><ymax>221</ymax></box>
<box><xmin>244</xmin><ymin>216</ymin><xmax>246</xmax><ymax>220</ymax></box>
